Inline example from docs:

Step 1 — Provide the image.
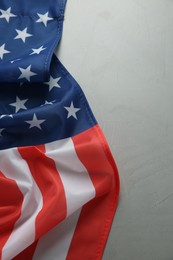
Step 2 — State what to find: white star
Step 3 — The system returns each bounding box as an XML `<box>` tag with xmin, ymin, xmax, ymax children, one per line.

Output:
<box><xmin>0</xmin><ymin>44</ymin><xmax>10</xmax><ymax>60</ymax></box>
<box><xmin>0</xmin><ymin>114</ymin><xmax>13</xmax><ymax>119</ymax></box>
<box><xmin>36</xmin><ymin>12</ymin><xmax>53</xmax><ymax>27</ymax></box>
<box><xmin>18</xmin><ymin>65</ymin><xmax>37</xmax><ymax>81</ymax></box>
<box><xmin>10</xmin><ymin>96</ymin><xmax>28</xmax><ymax>113</ymax></box>
<box><xmin>14</xmin><ymin>27</ymin><xmax>32</xmax><ymax>43</ymax></box>
<box><xmin>45</xmin><ymin>76</ymin><xmax>61</xmax><ymax>91</ymax></box>
<box><xmin>30</xmin><ymin>46</ymin><xmax>46</xmax><ymax>55</ymax></box>
<box><xmin>40</xmin><ymin>100</ymin><xmax>56</xmax><ymax>106</ymax></box>
<box><xmin>64</xmin><ymin>101</ymin><xmax>81</xmax><ymax>120</ymax></box>
<box><xmin>44</xmin><ymin>100</ymin><xmax>55</xmax><ymax>105</ymax></box>
<box><xmin>0</xmin><ymin>7</ymin><xmax>16</xmax><ymax>23</ymax></box>
<box><xmin>25</xmin><ymin>114</ymin><xmax>45</xmax><ymax>129</ymax></box>
<box><xmin>10</xmin><ymin>58</ymin><xmax>22</xmax><ymax>64</ymax></box>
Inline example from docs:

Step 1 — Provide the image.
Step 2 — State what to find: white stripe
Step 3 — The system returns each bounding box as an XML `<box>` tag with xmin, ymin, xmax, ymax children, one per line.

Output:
<box><xmin>33</xmin><ymin>209</ymin><xmax>81</xmax><ymax>260</ymax></box>
<box><xmin>34</xmin><ymin>137</ymin><xmax>96</xmax><ymax>259</ymax></box>
<box><xmin>45</xmin><ymin>137</ymin><xmax>96</xmax><ymax>217</ymax></box>
<box><xmin>0</xmin><ymin>148</ymin><xmax>43</xmax><ymax>260</ymax></box>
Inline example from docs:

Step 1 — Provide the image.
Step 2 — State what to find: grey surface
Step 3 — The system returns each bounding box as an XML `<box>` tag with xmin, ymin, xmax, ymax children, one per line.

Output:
<box><xmin>57</xmin><ymin>1</ymin><xmax>173</xmax><ymax>259</ymax></box>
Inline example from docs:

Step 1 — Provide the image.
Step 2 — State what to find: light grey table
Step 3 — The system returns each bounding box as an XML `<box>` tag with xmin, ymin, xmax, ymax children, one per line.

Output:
<box><xmin>57</xmin><ymin>1</ymin><xmax>173</xmax><ymax>259</ymax></box>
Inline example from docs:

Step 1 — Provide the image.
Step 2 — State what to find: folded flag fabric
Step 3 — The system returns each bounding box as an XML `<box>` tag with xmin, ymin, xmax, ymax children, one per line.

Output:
<box><xmin>0</xmin><ymin>1</ymin><xmax>120</xmax><ymax>259</ymax></box>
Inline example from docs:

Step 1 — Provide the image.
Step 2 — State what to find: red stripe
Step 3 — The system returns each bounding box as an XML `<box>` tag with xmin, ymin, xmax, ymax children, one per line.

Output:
<box><xmin>0</xmin><ymin>171</ymin><xmax>23</xmax><ymax>259</ymax></box>
<box><xmin>18</xmin><ymin>144</ymin><xmax>67</xmax><ymax>241</ymax></box>
<box><xmin>12</xmin><ymin>241</ymin><xmax>38</xmax><ymax>260</ymax></box>
<box><xmin>67</xmin><ymin>125</ymin><xmax>120</xmax><ymax>259</ymax></box>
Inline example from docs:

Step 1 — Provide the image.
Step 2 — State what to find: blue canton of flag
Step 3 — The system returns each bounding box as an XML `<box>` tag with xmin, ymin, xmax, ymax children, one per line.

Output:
<box><xmin>0</xmin><ymin>0</ymin><xmax>65</xmax><ymax>82</ymax></box>
<box><xmin>0</xmin><ymin>1</ymin><xmax>119</xmax><ymax>259</ymax></box>
<box><xmin>0</xmin><ymin>56</ymin><xmax>97</xmax><ymax>150</ymax></box>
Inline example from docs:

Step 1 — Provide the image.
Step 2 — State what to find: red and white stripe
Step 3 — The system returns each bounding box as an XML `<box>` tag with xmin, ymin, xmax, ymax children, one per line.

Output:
<box><xmin>0</xmin><ymin>148</ymin><xmax>43</xmax><ymax>260</ymax></box>
<box><xmin>0</xmin><ymin>126</ymin><xmax>119</xmax><ymax>260</ymax></box>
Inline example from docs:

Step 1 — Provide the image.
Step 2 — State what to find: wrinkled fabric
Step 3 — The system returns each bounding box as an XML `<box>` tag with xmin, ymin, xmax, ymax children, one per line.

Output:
<box><xmin>0</xmin><ymin>0</ymin><xmax>66</xmax><ymax>82</ymax></box>
<box><xmin>0</xmin><ymin>1</ymin><xmax>119</xmax><ymax>259</ymax></box>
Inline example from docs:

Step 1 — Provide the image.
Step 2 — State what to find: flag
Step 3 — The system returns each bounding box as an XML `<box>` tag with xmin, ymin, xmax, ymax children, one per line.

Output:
<box><xmin>0</xmin><ymin>0</ymin><xmax>120</xmax><ymax>259</ymax></box>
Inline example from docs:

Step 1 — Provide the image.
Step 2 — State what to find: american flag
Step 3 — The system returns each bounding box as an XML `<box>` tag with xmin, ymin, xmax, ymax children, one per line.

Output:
<box><xmin>0</xmin><ymin>1</ymin><xmax>119</xmax><ymax>259</ymax></box>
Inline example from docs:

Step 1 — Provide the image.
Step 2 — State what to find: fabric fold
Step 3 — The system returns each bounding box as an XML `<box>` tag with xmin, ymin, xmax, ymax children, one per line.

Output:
<box><xmin>0</xmin><ymin>1</ymin><xmax>119</xmax><ymax>259</ymax></box>
<box><xmin>0</xmin><ymin>0</ymin><xmax>66</xmax><ymax>82</ymax></box>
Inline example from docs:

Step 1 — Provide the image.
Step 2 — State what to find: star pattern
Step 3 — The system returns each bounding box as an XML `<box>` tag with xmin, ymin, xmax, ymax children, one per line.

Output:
<box><xmin>0</xmin><ymin>5</ymin><xmax>57</xmax><ymax>82</ymax></box>
<box><xmin>30</xmin><ymin>46</ymin><xmax>46</xmax><ymax>55</ymax></box>
<box><xmin>45</xmin><ymin>76</ymin><xmax>61</xmax><ymax>91</ymax></box>
<box><xmin>0</xmin><ymin>7</ymin><xmax>16</xmax><ymax>23</ymax></box>
<box><xmin>0</xmin><ymin>44</ymin><xmax>10</xmax><ymax>60</ymax></box>
<box><xmin>0</xmin><ymin>4</ymin><xmax>92</xmax><ymax>149</ymax></box>
<box><xmin>14</xmin><ymin>27</ymin><xmax>33</xmax><ymax>43</ymax></box>
<box><xmin>36</xmin><ymin>12</ymin><xmax>53</xmax><ymax>27</ymax></box>
<box><xmin>18</xmin><ymin>65</ymin><xmax>37</xmax><ymax>81</ymax></box>
<box><xmin>64</xmin><ymin>101</ymin><xmax>81</xmax><ymax>120</ymax></box>
<box><xmin>10</xmin><ymin>96</ymin><xmax>28</xmax><ymax>113</ymax></box>
<box><xmin>25</xmin><ymin>114</ymin><xmax>46</xmax><ymax>129</ymax></box>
